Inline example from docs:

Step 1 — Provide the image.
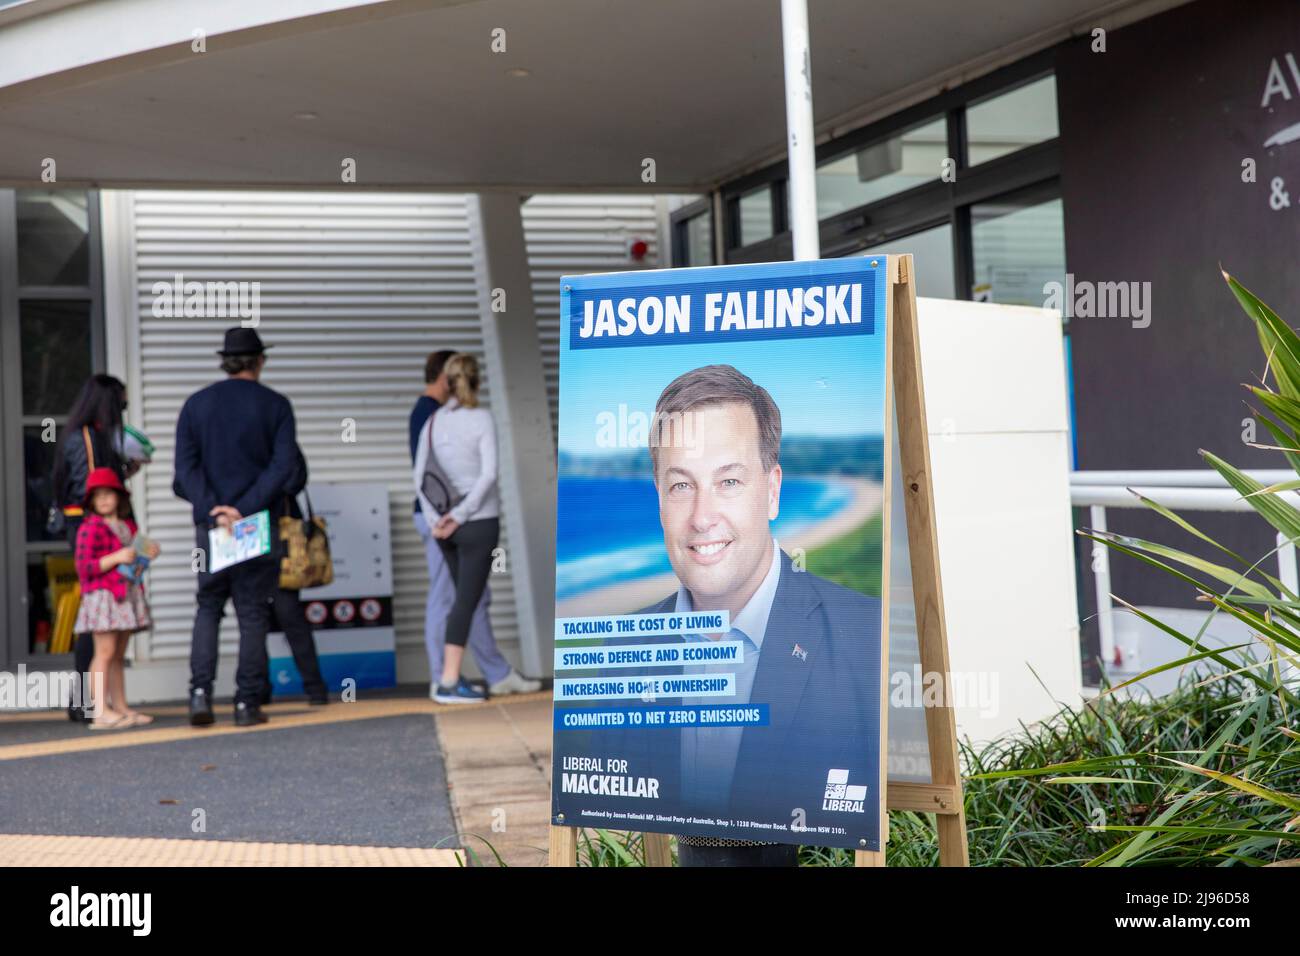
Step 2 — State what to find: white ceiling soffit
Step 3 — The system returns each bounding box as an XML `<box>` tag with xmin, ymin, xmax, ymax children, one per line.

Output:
<box><xmin>0</xmin><ymin>0</ymin><xmax>1190</xmax><ymax>191</ymax></box>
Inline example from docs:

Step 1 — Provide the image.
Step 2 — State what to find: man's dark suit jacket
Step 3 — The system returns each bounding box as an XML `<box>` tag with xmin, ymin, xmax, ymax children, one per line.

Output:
<box><xmin>174</xmin><ymin>445</ymin><xmax>308</xmax><ymax>518</ymax></box>
<box><xmin>555</xmin><ymin>548</ymin><xmax>882</xmax><ymax>839</ymax></box>
<box><xmin>174</xmin><ymin>378</ymin><xmax>298</xmax><ymax>541</ymax></box>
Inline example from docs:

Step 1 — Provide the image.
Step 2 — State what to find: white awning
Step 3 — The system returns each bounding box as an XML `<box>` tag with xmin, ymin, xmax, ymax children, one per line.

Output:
<box><xmin>0</xmin><ymin>0</ymin><xmax>1187</xmax><ymax>189</ymax></box>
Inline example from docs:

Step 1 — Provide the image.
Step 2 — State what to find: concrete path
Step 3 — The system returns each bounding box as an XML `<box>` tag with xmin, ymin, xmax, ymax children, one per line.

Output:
<box><xmin>435</xmin><ymin>696</ymin><xmax>553</xmax><ymax>866</ymax></box>
<box><xmin>0</xmin><ymin>689</ymin><xmax>555</xmax><ymax>867</ymax></box>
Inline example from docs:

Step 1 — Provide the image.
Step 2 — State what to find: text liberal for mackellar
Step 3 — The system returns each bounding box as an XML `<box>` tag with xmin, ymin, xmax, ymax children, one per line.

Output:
<box><xmin>560</xmin><ymin>756</ymin><xmax>660</xmax><ymax>798</ymax></box>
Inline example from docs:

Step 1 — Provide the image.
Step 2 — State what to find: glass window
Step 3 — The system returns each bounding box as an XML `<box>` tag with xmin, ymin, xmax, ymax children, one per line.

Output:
<box><xmin>857</xmin><ymin>223</ymin><xmax>955</xmax><ymax>299</ymax></box>
<box><xmin>21</xmin><ymin>299</ymin><xmax>93</xmax><ymax>415</ymax></box>
<box><xmin>817</xmin><ymin>118</ymin><xmax>947</xmax><ymax>220</ymax></box>
<box><xmin>17</xmin><ymin>190</ymin><xmax>91</xmax><ymax>286</ymax></box>
<box><xmin>737</xmin><ymin>186</ymin><xmax>773</xmax><ymax>246</ymax></box>
<box><xmin>970</xmin><ymin>194</ymin><xmax>1065</xmax><ymax>308</ymax></box>
<box><xmin>24</xmin><ymin>424</ymin><xmax>63</xmax><ymax>543</ymax></box>
<box><xmin>966</xmin><ymin>75</ymin><xmax>1058</xmax><ymax>166</ymax></box>
<box><xmin>684</xmin><ymin>210</ymin><xmax>714</xmax><ymax>266</ymax></box>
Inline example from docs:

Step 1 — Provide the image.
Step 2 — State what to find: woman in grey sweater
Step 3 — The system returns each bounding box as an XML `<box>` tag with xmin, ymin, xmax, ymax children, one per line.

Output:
<box><xmin>414</xmin><ymin>353</ymin><xmax>501</xmax><ymax>703</ymax></box>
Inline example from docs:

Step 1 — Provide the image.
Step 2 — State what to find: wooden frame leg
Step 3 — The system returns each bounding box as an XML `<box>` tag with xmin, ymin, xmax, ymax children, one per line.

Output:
<box><xmin>889</xmin><ymin>254</ymin><xmax>970</xmax><ymax>868</ymax></box>
<box><xmin>549</xmin><ymin>825</ymin><xmax>577</xmax><ymax>867</ymax></box>
<box><xmin>643</xmin><ymin>832</ymin><xmax>673</xmax><ymax>867</ymax></box>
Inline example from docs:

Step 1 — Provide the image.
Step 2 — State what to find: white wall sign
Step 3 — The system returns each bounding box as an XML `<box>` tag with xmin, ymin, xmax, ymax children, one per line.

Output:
<box><xmin>268</xmin><ymin>482</ymin><xmax>395</xmax><ymax>693</ymax></box>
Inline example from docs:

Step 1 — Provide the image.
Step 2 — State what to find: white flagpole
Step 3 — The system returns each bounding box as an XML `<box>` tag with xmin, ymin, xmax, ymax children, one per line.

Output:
<box><xmin>781</xmin><ymin>0</ymin><xmax>820</xmax><ymax>261</ymax></box>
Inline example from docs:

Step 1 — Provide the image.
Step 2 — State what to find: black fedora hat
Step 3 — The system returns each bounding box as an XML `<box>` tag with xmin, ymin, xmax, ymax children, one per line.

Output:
<box><xmin>216</xmin><ymin>327</ymin><xmax>274</xmax><ymax>357</ymax></box>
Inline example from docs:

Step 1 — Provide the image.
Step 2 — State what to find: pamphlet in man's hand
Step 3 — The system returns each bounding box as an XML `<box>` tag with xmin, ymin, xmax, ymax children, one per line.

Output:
<box><xmin>208</xmin><ymin>511</ymin><xmax>271</xmax><ymax>572</ymax></box>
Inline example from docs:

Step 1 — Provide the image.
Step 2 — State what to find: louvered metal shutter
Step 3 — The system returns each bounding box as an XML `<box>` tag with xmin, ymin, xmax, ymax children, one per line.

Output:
<box><xmin>128</xmin><ymin>191</ymin><xmax>514</xmax><ymax>666</ymax></box>
<box><xmin>522</xmin><ymin>195</ymin><xmax>661</xmax><ymax>438</ymax></box>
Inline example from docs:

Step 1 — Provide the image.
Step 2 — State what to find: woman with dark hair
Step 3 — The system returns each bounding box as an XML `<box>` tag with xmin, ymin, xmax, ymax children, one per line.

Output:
<box><xmin>50</xmin><ymin>373</ymin><xmax>136</xmax><ymax>722</ymax></box>
<box><xmin>51</xmin><ymin>374</ymin><xmax>132</xmax><ymax>512</ymax></box>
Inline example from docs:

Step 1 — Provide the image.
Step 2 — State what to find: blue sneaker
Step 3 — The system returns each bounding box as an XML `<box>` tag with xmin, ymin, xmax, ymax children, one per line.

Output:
<box><xmin>434</xmin><ymin>677</ymin><xmax>487</xmax><ymax>704</ymax></box>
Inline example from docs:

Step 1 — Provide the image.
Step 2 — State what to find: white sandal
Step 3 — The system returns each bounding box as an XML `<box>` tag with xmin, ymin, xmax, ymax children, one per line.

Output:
<box><xmin>89</xmin><ymin>713</ymin><xmax>130</xmax><ymax>731</ymax></box>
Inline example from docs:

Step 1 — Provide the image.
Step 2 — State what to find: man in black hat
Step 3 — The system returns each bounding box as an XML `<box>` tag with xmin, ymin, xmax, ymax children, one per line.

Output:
<box><xmin>174</xmin><ymin>327</ymin><xmax>299</xmax><ymax>727</ymax></box>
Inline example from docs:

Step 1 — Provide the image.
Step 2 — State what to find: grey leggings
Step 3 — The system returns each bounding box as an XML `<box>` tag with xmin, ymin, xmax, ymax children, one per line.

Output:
<box><xmin>436</xmin><ymin>517</ymin><xmax>499</xmax><ymax>649</ymax></box>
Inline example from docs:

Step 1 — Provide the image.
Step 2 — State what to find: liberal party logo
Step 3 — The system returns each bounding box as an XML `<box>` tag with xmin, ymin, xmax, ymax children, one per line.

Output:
<box><xmin>823</xmin><ymin>769</ymin><xmax>868</xmax><ymax>813</ymax></box>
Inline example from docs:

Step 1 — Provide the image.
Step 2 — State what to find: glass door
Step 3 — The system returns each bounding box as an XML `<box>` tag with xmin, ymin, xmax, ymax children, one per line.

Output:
<box><xmin>0</xmin><ymin>189</ymin><xmax>104</xmax><ymax>669</ymax></box>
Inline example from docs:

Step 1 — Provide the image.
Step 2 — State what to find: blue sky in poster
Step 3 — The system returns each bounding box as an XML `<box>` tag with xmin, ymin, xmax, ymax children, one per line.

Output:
<box><xmin>558</xmin><ymin>330</ymin><xmax>886</xmax><ymax>456</ymax></box>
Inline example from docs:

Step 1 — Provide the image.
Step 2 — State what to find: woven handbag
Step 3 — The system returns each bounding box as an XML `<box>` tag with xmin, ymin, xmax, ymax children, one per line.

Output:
<box><xmin>278</xmin><ymin>491</ymin><xmax>334</xmax><ymax>590</ymax></box>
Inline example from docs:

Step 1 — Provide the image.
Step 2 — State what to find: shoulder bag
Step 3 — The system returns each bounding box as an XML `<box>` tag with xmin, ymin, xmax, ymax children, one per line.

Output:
<box><xmin>421</xmin><ymin>409</ymin><xmax>466</xmax><ymax>517</ymax></box>
<box><xmin>278</xmin><ymin>490</ymin><xmax>334</xmax><ymax>590</ymax></box>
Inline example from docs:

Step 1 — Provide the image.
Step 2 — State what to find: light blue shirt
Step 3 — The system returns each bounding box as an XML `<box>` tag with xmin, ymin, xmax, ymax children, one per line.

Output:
<box><xmin>674</xmin><ymin>539</ymin><xmax>783</xmax><ymax>809</ymax></box>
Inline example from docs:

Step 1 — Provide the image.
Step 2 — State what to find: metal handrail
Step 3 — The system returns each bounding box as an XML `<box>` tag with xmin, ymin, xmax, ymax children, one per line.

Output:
<box><xmin>1072</xmin><ymin>469</ymin><xmax>1296</xmax><ymax>487</ymax></box>
<box><xmin>1069</xmin><ymin>470</ymin><xmax>1300</xmax><ymax>676</ymax></box>
<box><xmin>1072</xmin><ymin>485</ymin><xmax>1260</xmax><ymax>511</ymax></box>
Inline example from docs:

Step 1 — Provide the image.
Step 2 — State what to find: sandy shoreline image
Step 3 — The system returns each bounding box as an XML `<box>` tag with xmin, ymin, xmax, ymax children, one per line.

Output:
<box><xmin>554</xmin><ymin>475</ymin><xmax>883</xmax><ymax>618</ymax></box>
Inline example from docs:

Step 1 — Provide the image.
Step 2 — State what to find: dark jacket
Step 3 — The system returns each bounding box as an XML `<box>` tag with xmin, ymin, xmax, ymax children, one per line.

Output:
<box><xmin>408</xmin><ymin>394</ymin><xmax>439</xmax><ymax>513</ymax></box>
<box><xmin>284</xmin><ymin>447</ymin><xmax>309</xmax><ymax>520</ymax></box>
<box><xmin>174</xmin><ymin>444</ymin><xmax>307</xmax><ymax>518</ymax></box>
<box><xmin>55</xmin><ymin>424</ymin><xmax>122</xmax><ymax>511</ymax></box>
<box><xmin>173</xmin><ymin>378</ymin><xmax>298</xmax><ymax>527</ymax></box>
<box><xmin>552</xmin><ymin>549</ymin><xmax>883</xmax><ymax>850</ymax></box>
<box><xmin>54</xmin><ymin>424</ymin><xmax>129</xmax><ymax>544</ymax></box>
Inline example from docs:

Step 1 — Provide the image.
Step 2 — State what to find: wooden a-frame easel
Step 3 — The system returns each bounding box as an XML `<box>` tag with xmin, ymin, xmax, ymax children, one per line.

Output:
<box><xmin>549</xmin><ymin>255</ymin><xmax>969</xmax><ymax>867</ymax></box>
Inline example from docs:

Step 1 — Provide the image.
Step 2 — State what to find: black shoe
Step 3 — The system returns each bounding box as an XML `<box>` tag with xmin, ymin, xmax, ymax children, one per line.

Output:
<box><xmin>306</xmin><ymin>683</ymin><xmax>329</xmax><ymax>705</ymax></box>
<box><xmin>67</xmin><ymin>704</ymin><xmax>92</xmax><ymax>724</ymax></box>
<box><xmin>308</xmin><ymin>695</ymin><xmax>329</xmax><ymax>706</ymax></box>
<box><xmin>189</xmin><ymin>688</ymin><xmax>214</xmax><ymax>726</ymax></box>
<box><xmin>259</xmin><ymin>686</ymin><xmax>273</xmax><ymax>706</ymax></box>
<box><xmin>234</xmin><ymin>702</ymin><xmax>269</xmax><ymax>727</ymax></box>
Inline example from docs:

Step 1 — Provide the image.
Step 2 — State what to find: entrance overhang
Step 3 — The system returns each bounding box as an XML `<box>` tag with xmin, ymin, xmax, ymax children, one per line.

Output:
<box><xmin>0</xmin><ymin>0</ymin><xmax>1188</xmax><ymax>191</ymax></box>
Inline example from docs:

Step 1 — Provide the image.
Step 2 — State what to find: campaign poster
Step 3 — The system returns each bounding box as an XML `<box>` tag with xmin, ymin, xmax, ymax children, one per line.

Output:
<box><xmin>551</xmin><ymin>257</ymin><xmax>889</xmax><ymax>851</ymax></box>
<box><xmin>268</xmin><ymin>482</ymin><xmax>396</xmax><ymax>694</ymax></box>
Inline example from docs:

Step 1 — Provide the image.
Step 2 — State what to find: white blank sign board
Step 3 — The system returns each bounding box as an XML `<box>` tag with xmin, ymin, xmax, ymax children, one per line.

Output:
<box><xmin>888</xmin><ymin>297</ymin><xmax>1081</xmax><ymax>784</ymax></box>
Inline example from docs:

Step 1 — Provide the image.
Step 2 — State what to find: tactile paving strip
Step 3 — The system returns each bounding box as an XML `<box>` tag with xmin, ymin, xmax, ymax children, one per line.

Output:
<box><xmin>0</xmin><ymin>833</ymin><xmax>460</xmax><ymax>866</ymax></box>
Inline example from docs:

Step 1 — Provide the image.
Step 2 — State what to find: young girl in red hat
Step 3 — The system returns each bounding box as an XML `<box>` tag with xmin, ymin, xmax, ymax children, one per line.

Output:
<box><xmin>73</xmin><ymin>467</ymin><xmax>161</xmax><ymax>729</ymax></box>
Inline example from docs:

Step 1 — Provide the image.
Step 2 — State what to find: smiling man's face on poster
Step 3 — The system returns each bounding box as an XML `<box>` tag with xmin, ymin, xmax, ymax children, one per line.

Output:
<box><xmin>654</xmin><ymin>400</ymin><xmax>781</xmax><ymax>615</ymax></box>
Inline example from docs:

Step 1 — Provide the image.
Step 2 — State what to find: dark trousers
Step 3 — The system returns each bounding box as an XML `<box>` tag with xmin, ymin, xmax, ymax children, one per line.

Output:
<box><xmin>269</xmin><ymin>588</ymin><xmax>328</xmax><ymax>699</ymax></box>
<box><xmin>71</xmin><ymin>632</ymin><xmax>93</xmax><ymax>711</ymax></box>
<box><xmin>190</xmin><ymin>548</ymin><xmax>279</xmax><ymax>707</ymax></box>
<box><xmin>67</xmin><ymin>518</ymin><xmax>94</xmax><ymax>714</ymax></box>
<box><xmin>435</xmin><ymin>517</ymin><xmax>499</xmax><ymax>649</ymax></box>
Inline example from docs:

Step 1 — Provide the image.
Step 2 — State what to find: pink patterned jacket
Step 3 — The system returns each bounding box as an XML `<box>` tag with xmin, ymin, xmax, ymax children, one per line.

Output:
<box><xmin>74</xmin><ymin>513</ymin><xmax>139</xmax><ymax>602</ymax></box>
